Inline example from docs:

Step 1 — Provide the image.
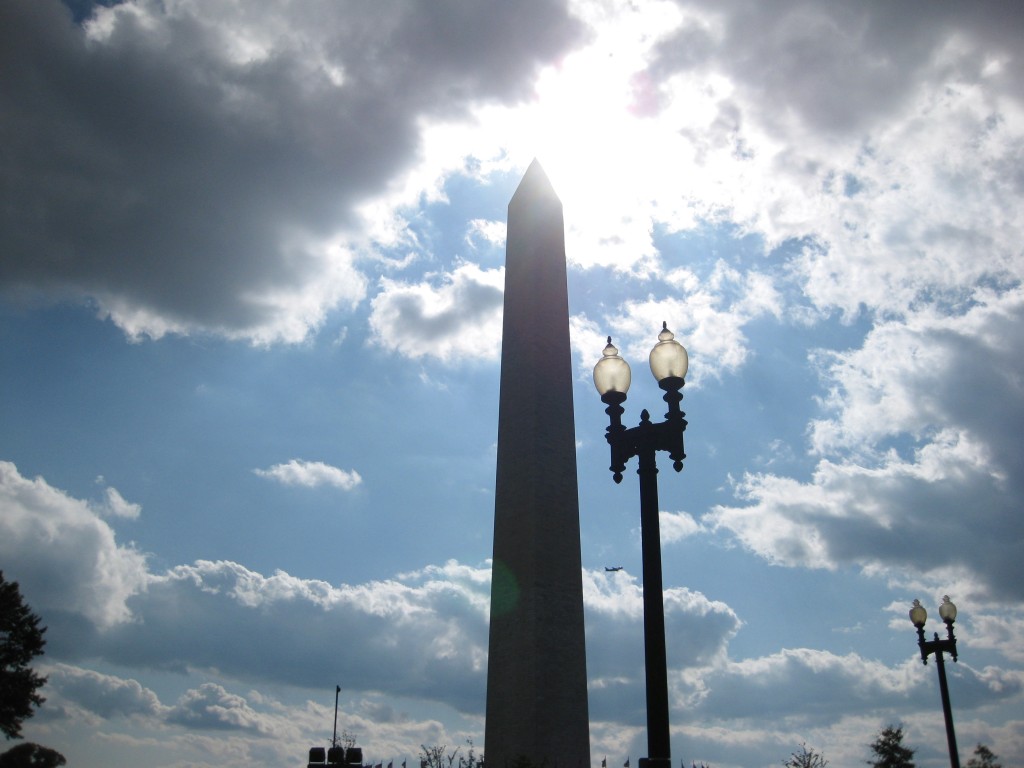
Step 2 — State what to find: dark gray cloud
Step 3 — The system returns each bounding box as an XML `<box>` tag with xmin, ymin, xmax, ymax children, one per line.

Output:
<box><xmin>57</xmin><ymin>559</ymin><xmax>493</xmax><ymax>715</ymax></box>
<box><xmin>0</xmin><ymin>0</ymin><xmax>584</xmax><ymax>341</ymax></box>
<box><xmin>0</xmin><ymin>458</ymin><xmax>724</xmax><ymax>730</ymax></box>
<box><xmin>58</xmin><ymin>561</ymin><xmax>736</xmax><ymax>723</ymax></box>
<box><xmin>690</xmin><ymin>649</ymin><xmax>1022</xmax><ymax>725</ymax></box>
<box><xmin>584</xmin><ymin>569</ymin><xmax>741</xmax><ymax>723</ymax></box>
<box><xmin>646</xmin><ymin>0</ymin><xmax>1024</xmax><ymax>138</ymax></box>
<box><xmin>709</xmin><ymin>292</ymin><xmax>1024</xmax><ymax>604</ymax></box>
<box><xmin>5</xmin><ymin>460</ymin><xmax>1020</xmax><ymax>759</ymax></box>
<box><xmin>47</xmin><ymin>663</ymin><xmax>165</xmax><ymax>719</ymax></box>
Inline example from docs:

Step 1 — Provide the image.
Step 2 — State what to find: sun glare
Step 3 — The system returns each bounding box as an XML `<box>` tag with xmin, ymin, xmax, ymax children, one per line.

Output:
<box><xmin>404</xmin><ymin>1</ymin><xmax>738</xmax><ymax>275</ymax></box>
<box><xmin>485</xmin><ymin>0</ymin><xmax>721</xmax><ymax>273</ymax></box>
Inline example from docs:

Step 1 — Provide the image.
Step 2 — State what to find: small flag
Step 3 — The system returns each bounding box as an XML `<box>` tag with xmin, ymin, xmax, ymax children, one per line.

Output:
<box><xmin>336</xmin><ymin>685</ymin><xmax>341</xmax><ymax>693</ymax></box>
<box><xmin>602</xmin><ymin>760</ymin><xmax>607</xmax><ymax>768</ymax></box>
<box><xmin>624</xmin><ymin>760</ymin><xmax>630</xmax><ymax>768</ymax></box>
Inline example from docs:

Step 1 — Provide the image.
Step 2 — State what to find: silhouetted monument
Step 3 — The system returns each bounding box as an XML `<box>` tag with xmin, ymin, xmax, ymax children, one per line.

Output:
<box><xmin>485</xmin><ymin>160</ymin><xmax>591</xmax><ymax>768</ymax></box>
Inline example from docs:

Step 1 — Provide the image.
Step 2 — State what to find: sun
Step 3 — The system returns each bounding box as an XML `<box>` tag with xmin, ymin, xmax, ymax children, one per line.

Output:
<box><xmin>488</xmin><ymin>1</ymin><xmax>710</xmax><ymax>272</ymax></box>
<box><xmin>412</xmin><ymin>1</ymin><xmax>722</xmax><ymax>274</ymax></box>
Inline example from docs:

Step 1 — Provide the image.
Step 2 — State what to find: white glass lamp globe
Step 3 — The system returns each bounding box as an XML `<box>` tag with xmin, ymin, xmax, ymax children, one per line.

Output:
<box><xmin>909</xmin><ymin>599</ymin><xmax>928</xmax><ymax>628</ymax></box>
<box><xmin>649</xmin><ymin>323</ymin><xmax>688</xmax><ymax>382</ymax></box>
<box><xmin>938</xmin><ymin>595</ymin><xmax>957</xmax><ymax>624</ymax></box>
<box><xmin>594</xmin><ymin>337</ymin><xmax>631</xmax><ymax>396</ymax></box>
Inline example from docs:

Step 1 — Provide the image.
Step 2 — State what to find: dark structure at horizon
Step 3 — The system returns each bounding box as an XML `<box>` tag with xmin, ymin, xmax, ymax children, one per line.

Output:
<box><xmin>485</xmin><ymin>160</ymin><xmax>591</xmax><ymax>768</ymax></box>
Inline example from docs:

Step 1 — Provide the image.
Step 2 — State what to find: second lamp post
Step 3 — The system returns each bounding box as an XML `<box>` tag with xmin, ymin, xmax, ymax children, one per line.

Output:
<box><xmin>910</xmin><ymin>596</ymin><xmax>962</xmax><ymax>768</ymax></box>
<box><xmin>593</xmin><ymin>323</ymin><xmax>689</xmax><ymax>768</ymax></box>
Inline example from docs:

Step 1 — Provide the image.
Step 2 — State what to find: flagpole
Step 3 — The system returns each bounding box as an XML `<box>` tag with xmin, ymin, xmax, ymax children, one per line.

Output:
<box><xmin>332</xmin><ymin>685</ymin><xmax>341</xmax><ymax>748</ymax></box>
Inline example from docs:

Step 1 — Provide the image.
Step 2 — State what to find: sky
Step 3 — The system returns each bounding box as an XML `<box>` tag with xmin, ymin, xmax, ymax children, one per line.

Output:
<box><xmin>1</xmin><ymin>0</ymin><xmax>1023</xmax><ymax>766</ymax></box>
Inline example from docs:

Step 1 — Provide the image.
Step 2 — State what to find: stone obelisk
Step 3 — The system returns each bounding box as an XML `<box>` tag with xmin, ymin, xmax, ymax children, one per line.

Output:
<box><xmin>485</xmin><ymin>160</ymin><xmax>591</xmax><ymax>768</ymax></box>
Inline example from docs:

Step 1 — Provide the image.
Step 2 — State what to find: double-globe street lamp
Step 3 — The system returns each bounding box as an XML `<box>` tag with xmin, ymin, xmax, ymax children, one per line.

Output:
<box><xmin>593</xmin><ymin>323</ymin><xmax>689</xmax><ymax>768</ymax></box>
<box><xmin>910</xmin><ymin>595</ymin><xmax>962</xmax><ymax>768</ymax></box>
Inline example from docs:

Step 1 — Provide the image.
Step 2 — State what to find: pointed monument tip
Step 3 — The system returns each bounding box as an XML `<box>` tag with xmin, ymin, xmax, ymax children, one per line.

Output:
<box><xmin>511</xmin><ymin>157</ymin><xmax>560</xmax><ymax>206</ymax></box>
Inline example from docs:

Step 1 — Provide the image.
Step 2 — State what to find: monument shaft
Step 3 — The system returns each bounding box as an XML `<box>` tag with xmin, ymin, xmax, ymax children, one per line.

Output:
<box><xmin>485</xmin><ymin>160</ymin><xmax>591</xmax><ymax>768</ymax></box>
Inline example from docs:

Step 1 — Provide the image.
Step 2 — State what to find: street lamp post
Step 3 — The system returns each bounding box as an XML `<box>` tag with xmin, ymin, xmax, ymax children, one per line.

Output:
<box><xmin>593</xmin><ymin>323</ymin><xmax>689</xmax><ymax>768</ymax></box>
<box><xmin>909</xmin><ymin>596</ymin><xmax>962</xmax><ymax>768</ymax></box>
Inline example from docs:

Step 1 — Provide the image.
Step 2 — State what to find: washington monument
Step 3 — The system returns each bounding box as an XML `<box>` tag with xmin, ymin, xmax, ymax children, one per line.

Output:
<box><xmin>485</xmin><ymin>160</ymin><xmax>591</xmax><ymax>768</ymax></box>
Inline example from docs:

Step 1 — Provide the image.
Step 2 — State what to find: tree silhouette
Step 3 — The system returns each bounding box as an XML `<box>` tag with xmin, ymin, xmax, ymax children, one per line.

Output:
<box><xmin>785</xmin><ymin>742</ymin><xmax>828</xmax><ymax>768</ymax></box>
<box><xmin>0</xmin><ymin>742</ymin><xmax>66</xmax><ymax>768</ymax></box>
<box><xmin>420</xmin><ymin>745</ymin><xmax>449</xmax><ymax>768</ymax></box>
<box><xmin>421</xmin><ymin>741</ymin><xmax>484</xmax><ymax>768</ymax></box>
<box><xmin>965</xmin><ymin>743</ymin><xmax>1001</xmax><ymax>768</ymax></box>
<box><xmin>460</xmin><ymin>739</ymin><xmax>483</xmax><ymax>768</ymax></box>
<box><xmin>866</xmin><ymin>725</ymin><xmax>915</xmax><ymax>768</ymax></box>
<box><xmin>0</xmin><ymin>572</ymin><xmax>48</xmax><ymax>740</ymax></box>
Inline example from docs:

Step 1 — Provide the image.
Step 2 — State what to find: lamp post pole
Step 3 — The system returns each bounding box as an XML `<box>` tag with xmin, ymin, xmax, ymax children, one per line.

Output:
<box><xmin>637</xmin><ymin>433</ymin><xmax>669</xmax><ymax>766</ymax></box>
<box><xmin>910</xmin><ymin>596</ymin><xmax>961</xmax><ymax>768</ymax></box>
<box><xmin>594</xmin><ymin>324</ymin><xmax>689</xmax><ymax>768</ymax></box>
<box><xmin>332</xmin><ymin>684</ymin><xmax>341</xmax><ymax>748</ymax></box>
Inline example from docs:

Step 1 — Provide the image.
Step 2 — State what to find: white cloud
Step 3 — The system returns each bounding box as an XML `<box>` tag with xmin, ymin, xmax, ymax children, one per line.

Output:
<box><xmin>42</xmin><ymin>664</ymin><xmax>480</xmax><ymax>767</ymax></box>
<box><xmin>969</xmin><ymin>610</ymin><xmax>1024</xmax><ymax>664</ymax></box>
<box><xmin>599</xmin><ymin>260</ymin><xmax>783</xmax><ymax>384</ymax></box>
<box><xmin>8</xmin><ymin>462</ymin><xmax>1022</xmax><ymax>766</ymax></box>
<box><xmin>707</xmin><ymin>429</ymin><xmax>1018</xmax><ymax>597</ymax></box>
<box><xmin>96</xmin><ymin>486</ymin><xmax>142</xmax><ymax>519</ymax></box>
<box><xmin>167</xmin><ymin>683</ymin><xmax>273</xmax><ymax>734</ymax></box>
<box><xmin>688</xmin><ymin>647</ymin><xmax>1022</xmax><ymax>725</ymax></box>
<box><xmin>659</xmin><ymin>510</ymin><xmax>703</xmax><ymax>543</ymax></box>
<box><xmin>703</xmin><ymin>287</ymin><xmax>1024</xmax><ymax>611</ymax></box>
<box><xmin>253</xmin><ymin>459</ymin><xmax>362</xmax><ymax>490</ymax></box>
<box><xmin>0</xmin><ymin>466</ymin><xmax>488</xmax><ymax>714</ymax></box>
<box><xmin>582</xmin><ymin>567</ymin><xmax>740</xmax><ymax>724</ymax></box>
<box><xmin>690</xmin><ymin>649</ymin><xmax>918</xmax><ymax>722</ymax></box>
<box><xmin>465</xmin><ymin>219</ymin><xmax>507</xmax><ymax>249</ymax></box>
<box><xmin>637</xmin><ymin>1</ymin><xmax>1024</xmax><ymax>273</ymax></box>
<box><xmin>441</xmin><ymin>0</ymin><xmax>1024</xmax><ymax>348</ymax></box>
<box><xmin>0</xmin><ymin>461</ymin><xmax>148</xmax><ymax>627</ymax></box>
<box><xmin>0</xmin><ymin>458</ymin><xmax>728</xmax><ymax>736</ymax></box>
<box><xmin>569</xmin><ymin>314</ymin><xmax>611</xmax><ymax>383</ymax></box>
<box><xmin>368</xmin><ymin>263</ymin><xmax>505</xmax><ymax>362</ymax></box>
<box><xmin>810</xmin><ymin>289</ymin><xmax>1024</xmax><ymax>456</ymax></box>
